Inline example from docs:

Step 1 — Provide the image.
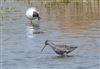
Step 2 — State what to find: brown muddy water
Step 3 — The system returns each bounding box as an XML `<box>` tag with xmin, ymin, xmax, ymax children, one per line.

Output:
<box><xmin>0</xmin><ymin>0</ymin><xmax>100</xmax><ymax>69</ymax></box>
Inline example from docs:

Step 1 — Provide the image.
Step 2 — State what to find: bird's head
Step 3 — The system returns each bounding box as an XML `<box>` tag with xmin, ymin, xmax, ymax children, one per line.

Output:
<box><xmin>41</xmin><ymin>40</ymin><xmax>50</xmax><ymax>52</ymax></box>
<box><xmin>45</xmin><ymin>40</ymin><xmax>50</xmax><ymax>45</ymax></box>
<box><xmin>33</xmin><ymin>11</ymin><xmax>40</xmax><ymax>20</ymax></box>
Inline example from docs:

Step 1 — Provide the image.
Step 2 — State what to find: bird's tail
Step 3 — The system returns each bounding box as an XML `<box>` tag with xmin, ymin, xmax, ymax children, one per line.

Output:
<box><xmin>66</xmin><ymin>46</ymin><xmax>77</xmax><ymax>54</ymax></box>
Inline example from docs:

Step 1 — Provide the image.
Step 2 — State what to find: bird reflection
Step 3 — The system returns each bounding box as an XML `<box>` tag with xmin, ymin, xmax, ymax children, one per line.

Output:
<box><xmin>26</xmin><ymin>23</ymin><xmax>43</xmax><ymax>38</ymax></box>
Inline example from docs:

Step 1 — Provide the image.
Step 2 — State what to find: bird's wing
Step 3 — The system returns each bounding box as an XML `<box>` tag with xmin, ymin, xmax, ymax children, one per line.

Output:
<box><xmin>55</xmin><ymin>45</ymin><xmax>67</xmax><ymax>51</ymax></box>
<box><xmin>65</xmin><ymin>45</ymin><xmax>77</xmax><ymax>53</ymax></box>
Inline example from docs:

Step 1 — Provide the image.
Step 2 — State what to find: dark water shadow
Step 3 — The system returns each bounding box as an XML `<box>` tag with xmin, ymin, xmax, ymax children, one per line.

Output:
<box><xmin>33</xmin><ymin>31</ymin><xmax>44</xmax><ymax>34</ymax></box>
<box><xmin>26</xmin><ymin>24</ymin><xmax>45</xmax><ymax>38</ymax></box>
<box><xmin>31</xmin><ymin>26</ymin><xmax>45</xmax><ymax>34</ymax></box>
<box><xmin>51</xmin><ymin>55</ymin><xmax>75</xmax><ymax>59</ymax></box>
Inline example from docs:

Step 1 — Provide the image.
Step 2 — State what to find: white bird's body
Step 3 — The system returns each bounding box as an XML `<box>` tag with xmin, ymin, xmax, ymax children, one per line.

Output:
<box><xmin>26</xmin><ymin>7</ymin><xmax>38</xmax><ymax>20</ymax></box>
<box><xmin>26</xmin><ymin>7</ymin><xmax>40</xmax><ymax>25</ymax></box>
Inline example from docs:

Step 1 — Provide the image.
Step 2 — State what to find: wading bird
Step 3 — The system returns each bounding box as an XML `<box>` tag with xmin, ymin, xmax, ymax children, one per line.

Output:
<box><xmin>41</xmin><ymin>40</ymin><xmax>77</xmax><ymax>56</ymax></box>
<box><xmin>26</xmin><ymin>7</ymin><xmax>40</xmax><ymax>26</ymax></box>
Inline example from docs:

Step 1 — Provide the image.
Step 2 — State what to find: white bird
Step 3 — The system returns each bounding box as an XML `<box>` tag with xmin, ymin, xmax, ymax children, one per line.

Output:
<box><xmin>26</xmin><ymin>7</ymin><xmax>40</xmax><ymax>25</ymax></box>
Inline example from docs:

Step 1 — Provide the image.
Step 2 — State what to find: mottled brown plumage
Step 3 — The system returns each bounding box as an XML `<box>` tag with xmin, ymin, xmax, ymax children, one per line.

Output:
<box><xmin>41</xmin><ymin>40</ymin><xmax>77</xmax><ymax>56</ymax></box>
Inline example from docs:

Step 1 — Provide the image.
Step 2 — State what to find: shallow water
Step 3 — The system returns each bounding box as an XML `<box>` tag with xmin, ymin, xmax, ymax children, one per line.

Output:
<box><xmin>1</xmin><ymin>0</ymin><xmax>100</xmax><ymax>69</ymax></box>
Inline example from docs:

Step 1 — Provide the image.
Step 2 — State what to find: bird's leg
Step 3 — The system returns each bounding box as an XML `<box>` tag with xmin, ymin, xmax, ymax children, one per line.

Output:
<box><xmin>66</xmin><ymin>54</ymin><xmax>70</xmax><ymax>57</ymax></box>
<box><xmin>65</xmin><ymin>52</ymin><xmax>69</xmax><ymax>57</ymax></box>
<box><xmin>37</xmin><ymin>22</ymin><xmax>40</xmax><ymax>27</ymax></box>
<box><xmin>61</xmin><ymin>54</ymin><xmax>66</xmax><ymax>57</ymax></box>
<box><xmin>59</xmin><ymin>53</ymin><xmax>66</xmax><ymax>56</ymax></box>
<box><xmin>30</xmin><ymin>20</ymin><xmax>32</xmax><ymax>25</ymax></box>
<box><xmin>38</xmin><ymin>16</ymin><xmax>40</xmax><ymax>20</ymax></box>
<box><xmin>33</xmin><ymin>21</ymin><xmax>40</xmax><ymax>28</ymax></box>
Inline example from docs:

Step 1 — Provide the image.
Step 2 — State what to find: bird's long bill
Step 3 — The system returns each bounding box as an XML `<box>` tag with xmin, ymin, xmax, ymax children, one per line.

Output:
<box><xmin>41</xmin><ymin>45</ymin><xmax>46</xmax><ymax>52</ymax></box>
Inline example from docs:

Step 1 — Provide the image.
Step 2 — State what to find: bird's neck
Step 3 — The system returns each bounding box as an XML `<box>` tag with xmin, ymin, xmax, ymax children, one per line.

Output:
<box><xmin>48</xmin><ymin>42</ymin><xmax>56</xmax><ymax>49</ymax></box>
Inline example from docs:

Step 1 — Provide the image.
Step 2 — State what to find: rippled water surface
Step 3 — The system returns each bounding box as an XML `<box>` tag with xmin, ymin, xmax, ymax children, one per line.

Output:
<box><xmin>1</xmin><ymin>0</ymin><xmax>100</xmax><ymax>69</ymax></box>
